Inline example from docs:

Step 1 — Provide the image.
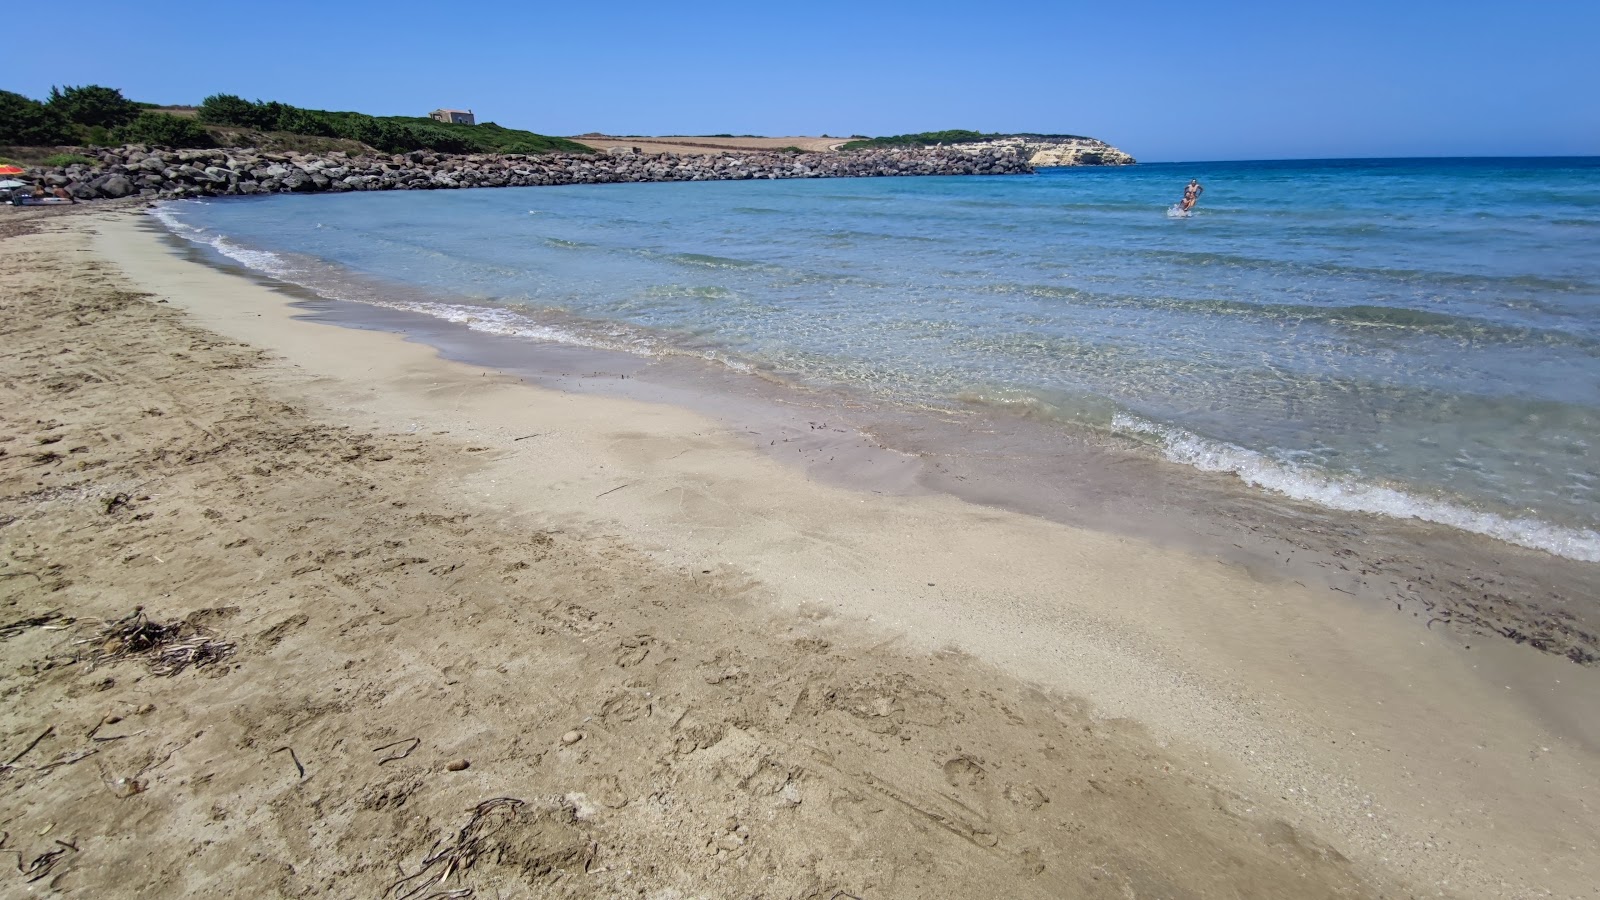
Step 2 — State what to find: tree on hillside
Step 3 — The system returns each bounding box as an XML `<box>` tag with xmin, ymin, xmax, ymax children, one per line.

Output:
<box><xmin>0</xmin><ymin>90</ymin><xmax>75</xmax><ymax>145</ymax></box>
<box><xmin>47</xmin><ymin>84</ymin><xmax>142</xmax><ymax>128</ymax></box>
<box><xmin>198</xmin><ymin>94</ymin><xmax>274</xmax><ymax>130</ymax></box>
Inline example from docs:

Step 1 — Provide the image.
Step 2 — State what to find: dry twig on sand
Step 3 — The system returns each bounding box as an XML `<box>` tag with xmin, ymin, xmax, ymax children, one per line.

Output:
<box><xmin>0</xmin><ymin>611</ymin><xmax>70</xmax><ymax>641</ymax></box>
<box><xmin>375</xmin><ymin>737</ymin><xmax>421</xmax><ymax>765</ymax></box>
<box><xmin>0</xmin><ymin>832</ymin><xmax>79</xmax><ymax>883</ymax></box>
<box><xmin>387</xmin><ymin>798</ymin><xmax>526</xmax><ymax>900</ymax></box>
<box><xmin>274</xmin><ymin>746</ymin><xmax>306</xmax><ymax>780</ymax></box>
<box><xmin>2</xmin><ymin>726</ymin><xmax>55</xmax><ymax>769</ymax></box>
<box><xmin>76</xmin><ymin>608</ymin><xmax>235</xmax><ymax>676</ymax></box>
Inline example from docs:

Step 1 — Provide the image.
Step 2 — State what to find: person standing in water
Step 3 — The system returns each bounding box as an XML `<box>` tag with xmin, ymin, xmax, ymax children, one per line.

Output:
<box><xmin>1180</xmin><ymin>178</ymin><xmax>1203</xmax><ymax>212</ymax></box>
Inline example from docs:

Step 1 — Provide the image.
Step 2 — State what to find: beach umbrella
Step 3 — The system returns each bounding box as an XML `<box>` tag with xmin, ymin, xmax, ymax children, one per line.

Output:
<box><xmin>0</xmin><ymin>165</ymin><xmax>25</xmax><ymax>176</ymax></box>
<box><xmin>0</xmin><ymin>179</ymin><xmax>25</xmax><ymax>189</ymax></box>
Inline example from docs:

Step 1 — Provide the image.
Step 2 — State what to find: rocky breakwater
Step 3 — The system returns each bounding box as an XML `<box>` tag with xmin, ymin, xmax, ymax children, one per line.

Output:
<box><xmin>947</xmin><ymin>136</ymin><xmax>1136</xmax><ymax>167</ymax></box>
<box><xmin>24</xmin><ymin>144</ymin><xmax>1033</xmax><ymax>201</ymax></box>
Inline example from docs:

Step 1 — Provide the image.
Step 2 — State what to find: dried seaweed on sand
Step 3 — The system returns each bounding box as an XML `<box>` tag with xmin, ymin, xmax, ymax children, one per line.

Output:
<box><xmin>0</xmin><ymin>832</ymin><xmax>79</xmax><ymax>883</ymax></box>
<box><xmin>388</xmin><ymin>798</ymin><xmax>525</xmax><ymax>900</ymax></box>
<box><xmin>77</xmin><ymin>607</ymin><xmax>235</xmax><ymax>676</ymax></box>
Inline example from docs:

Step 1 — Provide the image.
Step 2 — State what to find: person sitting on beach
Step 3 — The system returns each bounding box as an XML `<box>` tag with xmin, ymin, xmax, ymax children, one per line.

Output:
<box><xmin>1180</xmin><ymin>179</ymin><xmax>1203</xmax><ymax>211</ymax></box>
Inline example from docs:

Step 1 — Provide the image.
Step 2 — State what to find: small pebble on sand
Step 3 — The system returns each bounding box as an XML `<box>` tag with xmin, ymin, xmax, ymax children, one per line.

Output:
<box><xmin>445</xmin><ymin>759</ymin><xmax>469</xmax><ymax>771</ymax></box>
<box><xmin>562</xmin><ymin>730</ymin><xmax>583</xmax><ymax>745</ymax></box>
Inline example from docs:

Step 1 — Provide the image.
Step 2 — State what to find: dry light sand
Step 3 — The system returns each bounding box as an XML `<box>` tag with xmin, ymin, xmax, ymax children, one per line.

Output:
<box><xmin>0</xmin><ymin>205</ymin><xmax>1596</xmax><ymax>898</ymax></box>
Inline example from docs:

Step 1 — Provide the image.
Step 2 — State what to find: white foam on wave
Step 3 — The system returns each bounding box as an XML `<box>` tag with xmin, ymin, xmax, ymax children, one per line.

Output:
<box><xmin>397</xmin><ymin>301</ymin><xmax>757</xmax><ymax>373</ymax></box>
<box><xmin>400</xmin><ymin>301</ymin><xmax>624</xmax><ymax>350</ymax></box>
<box><xmin>147</xmin><ymin>202</ymin><xmax>200</xmax><ymax>235</ymax></box>
<box><xmin>1113</xmin><ymin>413</ymin><xmax>1600</xmax><ymax>563</ymax></box>
<box><xmin>149</xmin><ymin>202</ymin><xmax>293</xmax><ymax>276</ymax></box>
<box><xmin>145</xmin><ymin>202</ymin><xmax>758</xmax><ymax>377</ymax></box>
<box><xmin>205</xmin><ymin>235</ymin><xmax>292</xmax><ymax>276</ymax></box>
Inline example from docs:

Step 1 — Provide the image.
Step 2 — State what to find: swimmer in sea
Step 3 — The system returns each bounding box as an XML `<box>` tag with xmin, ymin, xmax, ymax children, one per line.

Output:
<box><xmin>1180</xmin><ymin>178</ymin><xmax>1203</xmax><ymax>212</ymax></box>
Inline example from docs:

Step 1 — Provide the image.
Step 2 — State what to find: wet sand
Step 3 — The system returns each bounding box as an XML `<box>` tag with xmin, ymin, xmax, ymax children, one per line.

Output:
<box><xmin>0</xmin><ymin>204</ymin><xmax>1596</xmax><ymax>897</ymax></box>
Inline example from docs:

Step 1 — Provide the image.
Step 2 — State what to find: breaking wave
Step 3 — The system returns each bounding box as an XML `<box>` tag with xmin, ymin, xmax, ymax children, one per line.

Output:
<box><xmin>1112</xmin><ymin>414</ymin><xmax>1600</xmax><ymax>562</ymax></box>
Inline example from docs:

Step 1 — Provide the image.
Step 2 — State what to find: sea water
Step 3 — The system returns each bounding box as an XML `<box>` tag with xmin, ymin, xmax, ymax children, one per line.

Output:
<box><xmin>153</xmin><ymin>157</ymin><xmax>1600</xmax><ymax>560</ymax></box>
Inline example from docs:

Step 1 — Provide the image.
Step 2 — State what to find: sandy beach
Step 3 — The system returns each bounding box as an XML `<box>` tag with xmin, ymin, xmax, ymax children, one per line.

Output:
<box><xmin>1</xmin><ymin>205</ymin><xmax>1596</xmax><ymax>898</ymax></box>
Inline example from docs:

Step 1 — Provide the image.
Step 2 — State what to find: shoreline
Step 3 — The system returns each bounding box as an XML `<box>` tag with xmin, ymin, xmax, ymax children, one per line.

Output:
<box><xmin>2</xmin><ymin>204</ymin><xmax>1597</xmax><ymax>896</ymax></box>
<box><xmin>151</xmin><ymin>201</ymin><xmax>1600</xmax><ymax>668</ymax></box>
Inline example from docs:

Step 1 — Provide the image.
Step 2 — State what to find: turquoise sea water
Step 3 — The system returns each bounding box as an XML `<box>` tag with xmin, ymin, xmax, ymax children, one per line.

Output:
<box><xmin>154</xmin><ymin>158</ymin><xmax>1600</xmax><ymax>560</ymax></box>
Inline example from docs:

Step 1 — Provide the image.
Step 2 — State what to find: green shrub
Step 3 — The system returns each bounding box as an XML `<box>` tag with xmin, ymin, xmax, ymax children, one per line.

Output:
<box><xmin>0</xmin><ymin>90</ymin><xmax>75</xmax><ymax>145</ymax></box>
<box><xmin>277</xmin><ymin>107</ymin><xmax>339</xmax><ymax>137</ymax></box>
<box><xmin>197</xmin><ymin>93</ymin><xmax>272</xmax><ymax>128</ymax></box>
<box><xmin>114</xmin><ymin>112</ymin><xmax>215</xmax><ymax>148</ymax></box>
<box><xmin>197</xmin><ymin>92</ymin><xmax>589</xmax><ymax>155</ymax></box>
<box><xmin>41</xmin><ymin>153</ymin><xmax>96</xmax><ymax>167</ymax></box>
<box><xmin>84</xmin><ymin>125</ymin><xmax>118</xmax><ymax>146</ymax></box>
<box><xmin>47</xmin><ymin>84</ymin><xmax>142</xmax><ymax>128</ymax></box>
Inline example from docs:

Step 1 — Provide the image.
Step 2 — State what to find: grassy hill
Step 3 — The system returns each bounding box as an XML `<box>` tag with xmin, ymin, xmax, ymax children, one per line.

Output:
<box><xmin>195</xmin><ymin>95</ymin><xmax>592</xmax><ymax>155</ymax></box>
<box><xmin>0</xmin><ymin>85</ymin><xmax>591</xmax><ymax>155</ymax></box>
<box><xmin>840</xmin><ymin>130</ymin><xmax>1092</xmax><ymax>150</ymax></box>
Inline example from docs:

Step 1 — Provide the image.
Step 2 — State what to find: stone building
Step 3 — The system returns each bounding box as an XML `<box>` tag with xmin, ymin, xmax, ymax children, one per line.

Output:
<box><xmin>429</xmin><ymin>109</ymin><xmax>476</xmax><ymax>126</ymax></box>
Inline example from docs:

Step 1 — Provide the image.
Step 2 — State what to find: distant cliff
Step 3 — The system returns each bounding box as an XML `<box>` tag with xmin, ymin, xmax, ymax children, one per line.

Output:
<box><xmin>946</xmin><ymin>135</ymin><xmax>1136</xmax><ymax>167</ymax></box>
<box><xmin>840</xmin><ymin>131</ymin><xmax>1134</xmax><ymax>166</ymax></box>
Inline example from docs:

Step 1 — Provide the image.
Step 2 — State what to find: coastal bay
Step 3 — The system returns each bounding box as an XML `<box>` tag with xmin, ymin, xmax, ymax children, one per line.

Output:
<box><xmin>0</xmin><ymin>202</ymin><xmax>1595</xmax><ymax>896</ymax></box>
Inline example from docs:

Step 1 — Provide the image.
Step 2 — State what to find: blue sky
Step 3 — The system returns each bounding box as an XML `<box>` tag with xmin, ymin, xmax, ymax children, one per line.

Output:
<box><xmin>4</xmin><ymin>0</ymin><xmax>1596</xmax><ymax>160</ymax></box>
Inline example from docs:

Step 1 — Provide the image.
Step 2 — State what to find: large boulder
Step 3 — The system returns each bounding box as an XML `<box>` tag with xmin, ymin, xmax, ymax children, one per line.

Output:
<box><xmin>93</xmin><ymin>174</ymin><xmax>136</xmax><ymax>199</ymax></box>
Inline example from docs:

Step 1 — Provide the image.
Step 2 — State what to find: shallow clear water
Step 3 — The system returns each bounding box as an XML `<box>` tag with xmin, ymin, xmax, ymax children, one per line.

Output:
<box><xmin>155</xmin><ymin>158</ymin><xmax>1600</xmax><ymax>559</ymax></box>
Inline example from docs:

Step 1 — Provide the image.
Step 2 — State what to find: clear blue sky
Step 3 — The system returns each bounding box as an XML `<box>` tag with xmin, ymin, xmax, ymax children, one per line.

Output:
<box><xmin>4</xmin><ymin>0</ymin><xmax>1596</xmax><ymax>161</ymax></box>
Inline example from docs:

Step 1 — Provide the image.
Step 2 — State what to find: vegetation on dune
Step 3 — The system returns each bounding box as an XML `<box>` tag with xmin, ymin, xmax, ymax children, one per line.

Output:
<box><xmin>40</xmin><ymin>153</ymin><xmax>97</xmax><ymax>167</ymax></box>
<box><xmin>841</xmin><ymin>129</ymin><xmax>1092</xmax><ymax>150</ymax></box>
<box><xmin>47</xmin><ymin>84</ymin><xmax>142</xmax><ymax>129</ymax></box>
<box><xmin>0</xmin><ymin>85</ymin><xmax>592</xmax><ymax>155</ymax></box>
<box><xmin>196</xmin><ymin>95</ymin><xmax>592</xmax><ymax>155</ymax></box>
<box><xmin>197</xmin><ymin>127</ymin><xmax>371</xmax><ymax>156</ymax></box>
<box><xmin>0</xmin><ymin>90</ymin><xmax>76</xmax><ymax>146</ymax></box>
<box><xmin>2</xmin><ymin>85</ymin><xmax>210</xmax><ymax>148</ymax></box>
<box><xmin>114</xmin><ymin>112</ymin><xmax>215</xmax><ymax>148</ymax></box>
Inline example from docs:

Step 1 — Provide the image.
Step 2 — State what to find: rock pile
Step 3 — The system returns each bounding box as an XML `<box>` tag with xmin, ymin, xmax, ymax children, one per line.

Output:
<box><xmin>24</xmin><ymin>145</ymin><xmax>1034</xmax><ymax>201</ymax></box>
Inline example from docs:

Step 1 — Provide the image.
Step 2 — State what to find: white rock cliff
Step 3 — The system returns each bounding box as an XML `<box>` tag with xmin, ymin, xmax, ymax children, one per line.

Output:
<box><xmin>948</xmin><ymin>136</ymin><xmax>1136</xmax><ymax>166</ymax></box>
